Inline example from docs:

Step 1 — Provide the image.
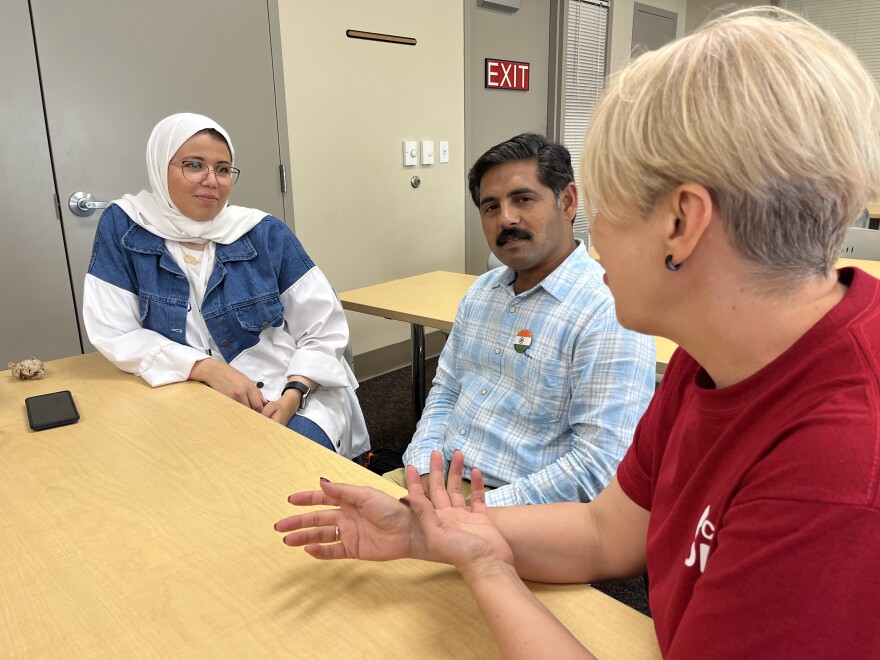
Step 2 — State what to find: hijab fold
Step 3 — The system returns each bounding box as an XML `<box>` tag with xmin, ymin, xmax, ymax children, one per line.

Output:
<box><xmin>115</xmin><ymin>113</ymin><xmax>264</xmax><ymax>244</ymax></box>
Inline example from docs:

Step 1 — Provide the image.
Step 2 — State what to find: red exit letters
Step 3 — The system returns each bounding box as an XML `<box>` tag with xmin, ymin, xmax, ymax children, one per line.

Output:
<box><xmin>485</xmin><ymin>58</ymin><xmax>530</xmax><ymax>91</ymax></box>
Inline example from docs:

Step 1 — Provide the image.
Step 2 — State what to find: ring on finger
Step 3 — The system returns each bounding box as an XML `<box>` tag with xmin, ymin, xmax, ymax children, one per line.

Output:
<box><xmin>335</xmin><ymin>525</ymin><xmax>340</xmax><ymax>542</ymax></box>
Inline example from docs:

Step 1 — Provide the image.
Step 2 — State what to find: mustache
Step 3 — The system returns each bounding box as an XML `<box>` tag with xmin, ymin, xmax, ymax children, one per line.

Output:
<box><xmin>496</xmin><ymin>227</ymin><xmax>532</xmax><ymax>246</ymax></box>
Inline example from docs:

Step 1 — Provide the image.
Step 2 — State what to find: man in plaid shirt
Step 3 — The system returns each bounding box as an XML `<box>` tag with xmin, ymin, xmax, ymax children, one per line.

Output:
<box><xmin>386</xmin><ymin>134</ymin><xmax>654</xmax><ymax>506</ymax></box>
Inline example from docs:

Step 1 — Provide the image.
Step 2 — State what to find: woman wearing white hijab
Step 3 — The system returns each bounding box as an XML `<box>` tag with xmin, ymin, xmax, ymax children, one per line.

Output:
<box><xmin>84</xmin><ymin>113</ymin><xmax>369</xmax><ymax>459</ymax></box>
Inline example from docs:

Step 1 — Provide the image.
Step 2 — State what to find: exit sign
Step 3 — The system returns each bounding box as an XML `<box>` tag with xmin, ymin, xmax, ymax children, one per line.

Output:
<box><xmin>485</xmin><ymin>58</ymin><xmax>530</xmax><ymax>91</ymax></box>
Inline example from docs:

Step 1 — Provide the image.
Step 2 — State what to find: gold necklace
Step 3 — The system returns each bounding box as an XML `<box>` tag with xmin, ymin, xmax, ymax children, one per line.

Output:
<box><xmin>183</xmin><ymin>252</ymin><xmax>201</xmax><ymax>265</ymax></box>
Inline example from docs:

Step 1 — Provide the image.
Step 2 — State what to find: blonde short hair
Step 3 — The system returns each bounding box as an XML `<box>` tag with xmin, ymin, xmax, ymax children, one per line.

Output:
<box><xmin>581</xmin><ymin>7</ymin><xmax>880</xmax><ymax>276</ymax></box>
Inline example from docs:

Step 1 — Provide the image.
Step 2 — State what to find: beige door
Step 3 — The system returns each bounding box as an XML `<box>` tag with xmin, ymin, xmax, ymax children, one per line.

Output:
<box><xmin>4</xmin><ymin>0</ymin><xmax>290</xmax><ymax>362</ymax></box>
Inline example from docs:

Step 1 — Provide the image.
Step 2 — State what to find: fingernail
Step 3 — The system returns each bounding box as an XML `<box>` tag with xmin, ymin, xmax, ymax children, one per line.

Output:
<box><xmin>320</xmin><ymin>477</ymin><xmax>331</xmax><ymax>483</ymax></box>
<box><xmin>399</xmin><ymin>496</ymin><xmax>411</xmax><ymax>507</ymax></box>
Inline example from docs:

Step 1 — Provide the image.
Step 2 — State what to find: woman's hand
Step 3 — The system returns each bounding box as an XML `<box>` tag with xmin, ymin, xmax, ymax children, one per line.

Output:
<box><xmin>275</xmin><ymin>450</ymin><xmax>514</xmax><ymax>576</ymax></box>
<box><xmin>189</xmin><ymin>358</ymin><xmax>267</xmax><ymax>411</ymax></box>
<box><xmin>275</xmin><ymin>479</ymin><xmax>430</xmax><ymax>562</ymax></box>
<box><xmin>406</xmin><ymin>450</ymin><xmax>515</xmax><ymax>577</ymax></box>
<box><xmin>261</xmin><ymin>395</ymin><xmax>298</xmax><ymax>426</ymax></box>
<box><xmin>262</xmin><ymin>375</ymin><xmax>317</xmax><ymax>426</ymax></box>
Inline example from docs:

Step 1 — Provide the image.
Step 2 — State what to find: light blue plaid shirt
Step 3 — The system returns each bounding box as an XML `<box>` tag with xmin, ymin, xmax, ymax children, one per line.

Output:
<box><xmin>403</xmin><ymin>241</ymin><xmax>655</xmax><ymax>506</ymax></box>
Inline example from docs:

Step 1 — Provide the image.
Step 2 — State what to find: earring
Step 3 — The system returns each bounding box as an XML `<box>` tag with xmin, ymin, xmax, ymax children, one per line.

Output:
<box><xmin>665</xmin><ymin>255</ymin><xmax>683</xmax><ymax>271</ymax></box>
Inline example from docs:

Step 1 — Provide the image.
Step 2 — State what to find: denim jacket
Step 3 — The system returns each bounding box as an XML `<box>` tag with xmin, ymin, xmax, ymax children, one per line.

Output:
<box><xmin>90</xmin><ymin>205</ymin><xmax>310</xmax><ymax>363</ymax></box>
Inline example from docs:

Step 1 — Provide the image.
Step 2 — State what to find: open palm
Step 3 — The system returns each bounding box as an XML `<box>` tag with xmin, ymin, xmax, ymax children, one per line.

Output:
<box><xmin>276</xmin><ymin>481</ymin><xmax>430</xmax><ymax>562</ymax></box>
<box><xmin>276</xmin><ymin>451</ymin><xmax>514</xmax><ymax>574</ymax></box>
<box><xmin>406</xmin><ymin>454</ymin><xmax>515</xmax><ymax>573</ymax></box>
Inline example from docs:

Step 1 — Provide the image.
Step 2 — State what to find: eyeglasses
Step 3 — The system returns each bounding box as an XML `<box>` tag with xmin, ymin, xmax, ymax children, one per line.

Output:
<box><xmin>169</xmin><ymin>160</ymin><xmax>241</xmax><ymax>186</ymax></box>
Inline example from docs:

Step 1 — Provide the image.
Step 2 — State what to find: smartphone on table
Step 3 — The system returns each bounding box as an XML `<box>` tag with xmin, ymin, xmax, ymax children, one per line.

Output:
<box><xmin>25</xmin><ymin>390</ymin><xmax>81</xmax><ymax>431</ymax></box>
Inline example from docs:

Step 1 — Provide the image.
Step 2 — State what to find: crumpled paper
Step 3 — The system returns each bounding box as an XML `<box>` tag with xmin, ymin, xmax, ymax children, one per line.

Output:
<box><xmin>7</xmin><ymin>357</ymin><xmax>45</xmax><ymax>380</ymax></box>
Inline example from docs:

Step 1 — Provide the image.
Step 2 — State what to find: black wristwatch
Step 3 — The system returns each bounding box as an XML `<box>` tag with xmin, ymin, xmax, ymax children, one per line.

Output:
<box><xmin>282</xmin><ymin>380</ymin><xmax>311</xmax><ymax>410</ymax></box>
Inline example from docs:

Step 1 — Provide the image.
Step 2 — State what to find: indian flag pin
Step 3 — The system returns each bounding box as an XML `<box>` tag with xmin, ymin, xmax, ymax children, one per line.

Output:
<box><xmin>514</xmin><ymin>329</ymin><xmax>532</xmax><ymax>353</ymax></box>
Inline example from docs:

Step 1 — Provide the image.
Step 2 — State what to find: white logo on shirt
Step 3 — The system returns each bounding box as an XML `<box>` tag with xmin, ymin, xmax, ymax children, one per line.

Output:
<box><xmin>684</xmin><ymin>504</ymin><xmax>715</xmax><ymax>573</ymax></box>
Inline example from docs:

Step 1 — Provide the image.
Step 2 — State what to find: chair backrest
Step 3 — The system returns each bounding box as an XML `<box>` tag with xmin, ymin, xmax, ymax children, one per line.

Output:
<box><xmin>841</xmin><ymin>227</ymin><xmax>880</xmax><ymax>261</ymax></box>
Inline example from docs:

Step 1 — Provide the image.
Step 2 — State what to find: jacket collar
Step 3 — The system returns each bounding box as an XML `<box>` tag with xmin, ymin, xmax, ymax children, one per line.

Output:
<box><xmin>121</xmin><ymin>223</ymin><xmax>257</xmax><ymax>263</ymax></box>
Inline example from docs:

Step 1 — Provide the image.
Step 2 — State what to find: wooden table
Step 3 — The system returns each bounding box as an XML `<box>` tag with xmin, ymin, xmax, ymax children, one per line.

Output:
<box><xmin>861</xmin><ymin>205</ymin><xmax>880</xmax><ymax>230</ymax></box>
<box><xmin>0</xmin><ymin>353</ymin><xmax>659</xmax><ymax>659</ymax></box>
<box><xmin>339</xmin><ymin>271</ymin><xmax>477</xmax><ymax>420</ymax></box>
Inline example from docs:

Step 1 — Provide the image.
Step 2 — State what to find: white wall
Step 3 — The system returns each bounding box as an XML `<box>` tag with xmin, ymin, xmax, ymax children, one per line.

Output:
<box><xmin>277</xmin><ymin>1</ymin><xmax>465</xmax><ymax>359</ymax></box>
<box><xmin>609</xmin><ymin>0</ymin><xmax>689</xmax><ymax>73</ymax></box>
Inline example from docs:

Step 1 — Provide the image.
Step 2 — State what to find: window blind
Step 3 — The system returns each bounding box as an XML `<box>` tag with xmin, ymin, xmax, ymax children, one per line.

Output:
<box><xmin>561</xmin><ymin>0</ymin><xmax>609</xmax><ymax>234</ymax></box>
<box><xmin>780</xmin><ymin>0</ymin><xmax>880</xmax><ymax>88</ymax></box>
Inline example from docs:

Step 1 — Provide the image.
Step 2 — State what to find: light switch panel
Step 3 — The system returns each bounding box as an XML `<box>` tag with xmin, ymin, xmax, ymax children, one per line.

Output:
<box><xmin>421</xmin><ymin>140</ymin><xmax>434</xmax><ymax>165</ymax></box>
<box><xmin>439</xmin><ymin>140</ymin><xmax>449</xmax><ymax>164</ymax></box>
<box><xmin>403</xmin><ymin>140</ymin><xmax>418</xmax><ymax>167</ymax></box>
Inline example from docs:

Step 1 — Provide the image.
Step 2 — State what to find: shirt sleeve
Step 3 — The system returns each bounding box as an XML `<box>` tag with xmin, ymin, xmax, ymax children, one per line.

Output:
<box><xmin>666</xmin><ymin>497</ymin><xmax>880</xmax><ymax>658</ymax></box>
<box><xmin>402</xmin><ymin>299</ymin><xmax>466</xmax><ymax>476</ymax></box>
<box><xmin>281</xmin><ymin>266</ymin><xmax>354</xmax><ymax>389</ymax></box>
<box><xmin>83</xmin><ymin>212</ymin><xmax>207</xmax><ymax>387</ymax></box>
<box><xmin>83</xmin><ymin>274</ymin><xmax>208</xmax><ymax>386</ymax></box>
<box><xmin>485</xmin><ymin>305</ymin><xmax>655</xmax><ymax>506</ymax></box>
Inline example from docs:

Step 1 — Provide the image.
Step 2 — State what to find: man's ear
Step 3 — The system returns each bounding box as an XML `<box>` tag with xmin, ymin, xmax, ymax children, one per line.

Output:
<box><xmin>560</xmin><ymin>181</ymin><xmax>579</xmax><ymax>223</ymax></box>
<box><xmin>664</xmin><ymin>184</ymin><xmax>714</xmax><ymax>263</ymax></box>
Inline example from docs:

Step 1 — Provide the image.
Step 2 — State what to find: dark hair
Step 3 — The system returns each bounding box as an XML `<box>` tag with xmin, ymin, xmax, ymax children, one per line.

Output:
<box><xmin>194</xmin><ymin>127</ymin><xmax>231</xmax><ymax>152</ymax></box>
<box><xmin>467</xmin><ymin>133</ymin><xmax>575</xmax><ymax>207</ymax></box>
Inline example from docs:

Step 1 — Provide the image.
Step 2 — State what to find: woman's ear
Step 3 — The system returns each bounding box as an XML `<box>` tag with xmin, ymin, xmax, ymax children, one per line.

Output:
<box><xmin>664</xmin><ymin>184</ymin><xmax>714</xmax><ymax>263</ymax></box>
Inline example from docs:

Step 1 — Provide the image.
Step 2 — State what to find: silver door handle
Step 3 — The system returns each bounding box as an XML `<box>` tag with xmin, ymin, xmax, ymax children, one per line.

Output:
<box><xmin>69</xmin><ymin>191</ymin><xmax>110</xmax><ymax>217</ymax></box>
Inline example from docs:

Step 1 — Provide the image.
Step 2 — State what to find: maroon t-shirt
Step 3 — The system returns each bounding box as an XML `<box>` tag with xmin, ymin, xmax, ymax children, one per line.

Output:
<box><xmin>618</xmin><ymin>268</ymin><xmax>880</xmax><ymax>658</ymax></box>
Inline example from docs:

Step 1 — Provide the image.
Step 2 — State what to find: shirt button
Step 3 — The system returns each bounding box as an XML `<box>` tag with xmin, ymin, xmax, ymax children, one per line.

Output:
<box><xmin>509</xmin><ymin>306</ymin><xmax>516</xmax><ymax>313</ymax></box>
<box><xmin>221</xmin><ymin>339</ymin><xmax>230</xmax><ymax>348</ymax></box>
<box><xmin>481</xmin><ymin>389</ymin><xmax>487</xmax><ymax>395</ymax></box>
<box><xmin>256</xmin><ymin>381</ymin><xmax>264</xmax><ymax>389</ymax></box>
<box><xmin>459</xmin><ymin>428</ymin><xmax>466</xmax><ymax>435</ymax></box>
<box><xmin>494</xmin><ymin>348</ymin><xmax>501</xmax><ymax>354</ymax></box>
<box><xmin>261</xmin><ymin>322</ymin><xmax>270</xmax><ymax>330</ymax></box>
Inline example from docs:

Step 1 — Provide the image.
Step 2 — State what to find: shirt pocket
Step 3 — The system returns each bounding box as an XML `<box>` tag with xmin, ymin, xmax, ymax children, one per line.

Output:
<box><xmin>232</xmin><ymin>294</ymin><xmax>285</xmax><ymax>333</ymax></box>
<box><xmin>505</xmin><ymin>353</ymin><xmax>570</xmax><ymax>425</ymax></box>
<box><xmin>138</xmin><ymin>294</ymin><xmax>186</xmax><ymax>337</ymax></box>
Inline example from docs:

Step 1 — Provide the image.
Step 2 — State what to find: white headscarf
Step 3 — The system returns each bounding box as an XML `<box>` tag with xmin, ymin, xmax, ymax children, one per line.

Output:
<box><xmin>115</xmin><ymin>113</ymin><xmax>265</xmax><ymax>244</ymax></box>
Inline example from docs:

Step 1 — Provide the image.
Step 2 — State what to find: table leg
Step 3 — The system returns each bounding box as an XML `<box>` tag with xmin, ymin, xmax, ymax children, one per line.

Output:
<box><xmin>411</xmin><ymin>323</ymin><xmax>426</xmax><ymax>423</ymax></box>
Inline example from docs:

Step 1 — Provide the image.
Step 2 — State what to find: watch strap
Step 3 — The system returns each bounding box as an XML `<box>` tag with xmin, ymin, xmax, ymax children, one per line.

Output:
<box><xmin>282</xmin><ymin>380</ymin><xmax>311</xmax><ymax>409</ymax></box>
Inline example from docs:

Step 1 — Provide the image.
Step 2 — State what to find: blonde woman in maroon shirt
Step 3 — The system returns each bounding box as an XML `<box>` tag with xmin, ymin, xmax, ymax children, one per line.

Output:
<box><xmin>276</xmin><ymin>8</ymin><xmax>880</xmax><ymax>658</ymax></box>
